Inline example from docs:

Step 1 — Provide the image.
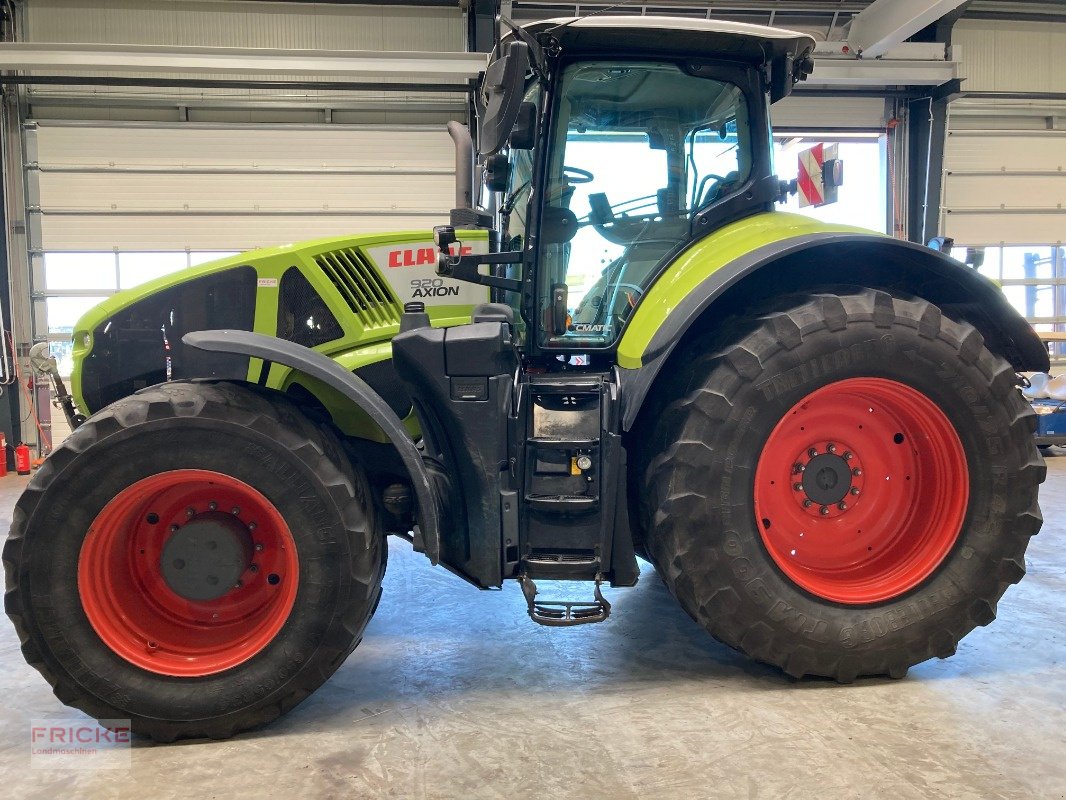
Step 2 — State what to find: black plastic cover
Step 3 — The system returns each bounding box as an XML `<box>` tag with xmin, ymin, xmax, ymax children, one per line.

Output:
<box><xmin>392</xmin><ymin>322</ymin><xmax>518</xmax><ymax>587</ymax></box>
<box><xmin>80</xmin><ymin>267</ymin><xmax>256</xmax><ymax>412</ymax></box>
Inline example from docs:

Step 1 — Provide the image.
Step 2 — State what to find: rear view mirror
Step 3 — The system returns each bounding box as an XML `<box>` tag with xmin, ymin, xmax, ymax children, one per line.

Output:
<box><xmin>484</xmin><ymin>153</ymin><xmax>511</xmax><ymax>193</ymax></box>
<box><xmin>509</xmin><ymin>102</ymin><xmax>537</xmax><ymax>150</ymax></box>
<box><xmin>478</xmin><ymin>41</ymin><xmax>530</xmax><ymax>157</ymax></box>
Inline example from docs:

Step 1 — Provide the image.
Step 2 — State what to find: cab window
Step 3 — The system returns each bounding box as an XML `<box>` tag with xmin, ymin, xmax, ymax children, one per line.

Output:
<box><xmin>535</xmin><ymin>61</ymin><xmax>751</xmax><ymax>349</ymax></box>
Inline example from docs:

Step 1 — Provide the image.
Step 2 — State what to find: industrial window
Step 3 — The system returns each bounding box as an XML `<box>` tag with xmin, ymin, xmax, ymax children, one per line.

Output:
<box><xmin>950</xmin><ymin>244</ymin><xmax>1066</xmax><ymax>368</ymax></box>
<box><xmin>41</xmin><ymin>250</ymin><xmax>240</xmax><ymax>376</ymax></box>
<box><xmin>772</xmin><ymin>134</ymin><xmax>888</xmax><ymax>234</ymax></box>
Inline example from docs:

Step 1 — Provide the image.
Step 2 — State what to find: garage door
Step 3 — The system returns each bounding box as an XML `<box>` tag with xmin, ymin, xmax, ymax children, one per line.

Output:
<box><xmin>941</xmin><ymin>127</ymin><xmax>1066</xmax><ymax>246</ymax></box>
<box><xmin>31</xmin><ymin>120</ymin><xmax>457</xmax><ymax>252</ymax></box>
<box><xmin>941</xmin><ymin>115</ymin><xmax>1066</xmax><ymax>365</ymax></box>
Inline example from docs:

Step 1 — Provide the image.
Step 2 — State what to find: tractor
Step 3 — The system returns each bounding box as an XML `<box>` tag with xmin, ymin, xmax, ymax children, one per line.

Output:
<box><xmin>3</xmin><ymin>16</ymin><xmax>1048</xmax><ymax>741</ymax></box>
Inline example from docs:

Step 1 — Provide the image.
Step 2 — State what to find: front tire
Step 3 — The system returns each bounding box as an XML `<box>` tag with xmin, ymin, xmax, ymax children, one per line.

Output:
<box><xmin>638</xmin><ymin>290</ymin><xmax>1044</xmax><ymax>681</ymax></box>
<box><xmin>3</xmin><ymin>381</ymin><xmax>385</xmax><ymax>740</ymax></box>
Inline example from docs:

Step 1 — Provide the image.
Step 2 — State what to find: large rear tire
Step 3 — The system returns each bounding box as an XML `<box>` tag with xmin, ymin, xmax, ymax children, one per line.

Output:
<box><xmin>637</xmin><ymin>289</ymin><xmax>1044</xmax><ymax>680</ymax></box>
<box><xmin>3</xmin><ymin>381</ymin><xmax>385</xmax><ymax>740</ymax></box>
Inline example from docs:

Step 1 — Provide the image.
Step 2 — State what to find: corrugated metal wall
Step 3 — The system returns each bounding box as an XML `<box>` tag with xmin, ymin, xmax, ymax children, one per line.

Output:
<box><xmin>21</xmin><ymin>0</ymin><xmax>468</xmax><ymax>121</ymax></box>
<box><xmin>955</xmin><ymin>19</ymin><xmax>1066</xmax><ymax>94</ymax></box>
<box><xmin>25</xmin><ymin>0</ymin><xmax>463</xmax><ymax>50</ymax></box>
<box><xmin>32</xmin><ymin>121</ymin><xmax>457</xmax><ymax>250</ymax></box>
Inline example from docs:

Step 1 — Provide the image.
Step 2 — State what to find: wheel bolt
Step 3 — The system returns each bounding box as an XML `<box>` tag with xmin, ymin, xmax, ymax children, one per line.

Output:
<box><xmin>819</xmin><ymin>506</ymin><xmax>829</xmax><ymax>516</ymax></box>
<box><xmin>853</xmin><ymin>468</ymin><xmax>862</xmax><ymax>476</ymax></box>
<box><xmin>248</xmin><ymin>523</ymin><xmax>257</xmax><ymax>531</ymax></box>
<box><xmin>851</xmin><ymin>487</ymin><xmax>860</xmax><ymax>496</ymax></box>
<box><xmin>838</xmin><ymin>502</ymin><xmax>847</xmax><ymax>511</ymax></box>
<box><xmin>843</xmin><ymin>451</ymin><xmax>853</xmax><ymax>461</ymax></box>
<box><xmin>827</xmin><ymin>443</ymin><xmax>836</xmax><ymax>453</ymax></box>
<box><xmin>185</xmin><ymin>507</ymin><xmax>195</xmax><ymax>518</ymax></box>
<box><xmin>249</xmin><ymin>564</ymin><xmax>259</xmax><ymax>573</ymax></box>
<box><xmin>808</xmin><ymin>448</ymin><xmax>818</xmax><ymax>458</ymax></box>
<box><xmin>231</xmin><ymin>507</ymin><xmax>240</xmax><ymax>515</ymax></box>
<box><xmin>793</xmin><ymin>482</ymin><xmax>803</xmax><ymax>491</ymax></box>
<box><xmin>208</xmin><ymin>501</ymin><xmax>218</xmax><ymax>511</ymax></box>
<box><xmin>793</xmin><ymin>463</ymin><xmax>804</xmax><ymax>474</ymax></box>
<box><xmin>254</xmin><ymin>542</ymin><xmax>264</xmax><ymax>552</ymax></box>
<box><xmin>803</xmin><ymin>499</ymin><xmax>813</xmax><ymax>508</ymax></box>
<box><xmin>234</xmin><ymin>580</ymin><xmax>243</xmax><ymax>589</ymax></box>
<box><xmin>169</xmin><ymin>524</ymin><xmax>179</xmax><ymax>532</ymax></box>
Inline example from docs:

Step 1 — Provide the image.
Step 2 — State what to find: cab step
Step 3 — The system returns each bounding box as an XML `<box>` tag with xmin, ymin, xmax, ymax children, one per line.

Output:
<box><xmin>519</xmin><ymin>574</ymin><xmax>611</xmax><ymax>627</ymax></box>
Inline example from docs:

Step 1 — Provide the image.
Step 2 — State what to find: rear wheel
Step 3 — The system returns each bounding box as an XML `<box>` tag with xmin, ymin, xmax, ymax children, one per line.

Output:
<box><xmin>4</xmin><ymin>381</ymin><xmax>385</xmax><ymax>740</ymax></box>
<box><xmin>638</xmin><ymin>290</ymin><xmax>1044</xmax><ymax>680</ymax></box>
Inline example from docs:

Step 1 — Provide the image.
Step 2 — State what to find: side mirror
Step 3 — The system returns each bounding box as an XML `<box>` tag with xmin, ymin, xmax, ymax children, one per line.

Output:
<box><xmin>484</xmin><ymin>153</ymin><xmax>511</xmax><ymax>193</ymax></box>
<box><xmin>509</xmin><ymin>102</ymin><xmax>537</xmax><ymax>150</ymax></box>
<box><xmin>478</xmin><ymin>41</ymin><xmax>530</xmax><ymax>157</ymax></box>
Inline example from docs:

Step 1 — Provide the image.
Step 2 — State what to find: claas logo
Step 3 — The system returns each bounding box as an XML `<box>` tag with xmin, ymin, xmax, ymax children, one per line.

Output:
<box><xmin>387</xmin><ymin>244</ymin><xmax>472</xmax><ymax>268</ymax></box>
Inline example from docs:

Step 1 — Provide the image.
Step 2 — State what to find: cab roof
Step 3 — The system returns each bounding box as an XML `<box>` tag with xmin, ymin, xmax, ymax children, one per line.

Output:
<box><xmin>519</xmin><ymin>15</ymin><xmax>815</xmax><ymax>66</ymax></box>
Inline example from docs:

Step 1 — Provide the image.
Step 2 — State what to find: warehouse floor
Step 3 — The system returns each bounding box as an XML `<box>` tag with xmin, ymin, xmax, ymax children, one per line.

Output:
<box><xmin>2</xmin><ymin>457</ymin><xmax>1064</xmax><ymax>800</ymax></box>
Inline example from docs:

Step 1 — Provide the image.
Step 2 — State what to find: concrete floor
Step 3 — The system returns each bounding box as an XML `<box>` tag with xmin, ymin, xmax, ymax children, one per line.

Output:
<box><xmin>2</xmin><ymin>457</ymin><xmax>1064</xmax><ymax>800</ymax></box>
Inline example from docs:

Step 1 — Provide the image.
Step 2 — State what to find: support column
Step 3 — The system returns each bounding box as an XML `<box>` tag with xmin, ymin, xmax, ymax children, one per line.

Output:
<box><xmin>467</xmin><ymin>0</ymin><xmax>497</xmax><ymax>54</ymax></box>
<box><xmin>905</xmin><ymin>79</ymin><xmax>959</xmax><ymax>245</ymax></box>
<box><xmin>0</xmin><ymin>91</ymin><xmax>26</xmax><ymax>457</ymax></box>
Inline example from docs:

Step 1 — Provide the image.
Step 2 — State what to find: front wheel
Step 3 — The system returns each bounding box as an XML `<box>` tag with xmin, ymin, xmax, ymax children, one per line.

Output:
<box><xmin>638</xmin><ymin>290</ymin><xmax>1044</xmax><ymax>681</ymax></box>
<box><xmin>3</xmin><ymin>381</ymin><xmax>385</xmax><ymax>740</ymax></box>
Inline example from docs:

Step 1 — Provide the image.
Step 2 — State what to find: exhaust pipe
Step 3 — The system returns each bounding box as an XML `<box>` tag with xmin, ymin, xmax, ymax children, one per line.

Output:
<box><xmin>447</xmin><ymin>121</ymin><xmax>474</xmax><ymax>210</ymax></box>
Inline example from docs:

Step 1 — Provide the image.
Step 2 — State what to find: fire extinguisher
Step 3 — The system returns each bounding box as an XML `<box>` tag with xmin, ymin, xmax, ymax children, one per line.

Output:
<box><xmin>15</xmin><ymin>442</ymin><xmax>31</xmax><ymax>475</ymax></box>
<box><xmin>0</xmin><ymin>432</ymin><xmax>6</xmax><ymax>477</ymax></box>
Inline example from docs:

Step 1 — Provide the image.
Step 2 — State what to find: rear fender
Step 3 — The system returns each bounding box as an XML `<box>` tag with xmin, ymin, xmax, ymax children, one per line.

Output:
<box><xmin>617</xmin><ymin>231</ymin><xmax>1049</xmax><ymax>430</ymax></box>
<box><xmin>183</xmin><ymin>330</ymin><xmax>442</xmax><ymax>564</ymax></box>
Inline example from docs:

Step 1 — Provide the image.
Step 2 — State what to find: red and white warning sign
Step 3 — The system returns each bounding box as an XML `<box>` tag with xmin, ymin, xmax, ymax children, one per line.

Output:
<box><xmin>797</xmin><ymin>143</ymin><xmax>842</xmax><ymax>208</ymax></box>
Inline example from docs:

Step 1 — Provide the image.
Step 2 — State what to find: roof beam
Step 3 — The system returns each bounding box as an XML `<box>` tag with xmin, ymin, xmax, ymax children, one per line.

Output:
<box><xmin>0</xmin><ymin>42</ymin><xmax>487</xmax><ymax>82</ymax></box>
<box><xmin>811</xmin><ymin>41</ymin><xmax>959</xmax><ymax>86</ymax></box>
<box><xmin>847</xmin><ymin>0</ymin><xmax>969</xmax><ymax>59</ymax></box>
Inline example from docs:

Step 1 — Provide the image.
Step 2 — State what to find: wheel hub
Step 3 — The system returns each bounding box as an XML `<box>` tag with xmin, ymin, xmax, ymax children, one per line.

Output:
<box><xmin>802</xmin><ymin>454</ymin><xmax>850</xmax><ymax>504</ymax></box>
<box><xmin>160</xmin><ymin>512</ymin><xmax>253</xmax><ymax>601</ymax></box>
<box><xmin>791</xmin><ymin>441</ymin><xmax>865</xmax><ymax>518</ymax></box>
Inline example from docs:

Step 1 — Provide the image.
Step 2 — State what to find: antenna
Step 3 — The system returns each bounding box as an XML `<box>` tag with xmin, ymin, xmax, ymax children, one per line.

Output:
<box><xmin>542</xmin><ymin>0</ymin><xmax>639</xmax><ymax>36</ymax></box>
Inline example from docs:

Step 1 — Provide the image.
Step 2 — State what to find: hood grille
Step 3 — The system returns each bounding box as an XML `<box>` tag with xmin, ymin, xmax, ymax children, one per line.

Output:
<box><xmin>312</xmin><ymin>247</ymin><xmax>400</xmax><ymax>329</ymax></box>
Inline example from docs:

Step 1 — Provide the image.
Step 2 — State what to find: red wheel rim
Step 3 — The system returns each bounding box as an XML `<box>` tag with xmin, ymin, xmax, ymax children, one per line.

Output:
<box><xmin>78</xmin><ymin>470</ymin><xmax>298</xmax><ymax>676</ymax></box>
<box><xmin>753</xmin><ymin>378</ymin><xmax>968</xmax><ymax>604</ymax></box>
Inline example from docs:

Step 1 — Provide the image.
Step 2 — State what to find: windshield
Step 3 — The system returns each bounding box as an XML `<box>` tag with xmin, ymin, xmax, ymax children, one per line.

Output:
<box><xmin>535</xmin><ymin>60</ymin><xmax>752</xmax><ymax>349</ymax></box>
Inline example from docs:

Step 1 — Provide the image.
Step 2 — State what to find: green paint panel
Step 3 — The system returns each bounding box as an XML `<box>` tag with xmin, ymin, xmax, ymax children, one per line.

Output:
<box><xmin>616</xmin><ymin>212</ymin><xmax>873</xmax><ymax>368</ymax></box>
<box><xmin>70</xmin><ymin>229</ymin><xmax>489</xmax><ymax>422</ymax></box>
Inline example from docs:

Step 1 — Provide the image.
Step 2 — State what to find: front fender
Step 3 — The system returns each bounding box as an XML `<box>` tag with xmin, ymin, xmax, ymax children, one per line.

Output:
<box><xmin>183</xmin><ymin>330</ymin><xmax>442</xmax><ymax>564</ymax></box>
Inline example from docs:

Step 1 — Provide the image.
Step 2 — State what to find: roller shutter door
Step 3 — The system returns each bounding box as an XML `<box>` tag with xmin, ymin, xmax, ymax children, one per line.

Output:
<box><xmin>31</xmin><ymin>121</ymin><xmax>456</xmax><ymax>251</ymax></box>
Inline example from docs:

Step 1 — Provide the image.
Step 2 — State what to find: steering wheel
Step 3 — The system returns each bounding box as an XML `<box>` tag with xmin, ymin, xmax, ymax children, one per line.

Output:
<box><xmin>562</xmin><ymin>165</ymin><xmax>595</xmax><ymax>184</ymax></box>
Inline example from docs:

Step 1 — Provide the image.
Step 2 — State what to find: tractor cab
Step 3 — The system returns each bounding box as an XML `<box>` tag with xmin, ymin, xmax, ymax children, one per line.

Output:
<box><xmin>435</xmin><ymin>17</ymin><xmax>815</xmax><ymax>358</ymax></box>
<box><xmin>388</xmin><ymin>18</ymin><xmax>819</xmax><ymax>616</ymax></box>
